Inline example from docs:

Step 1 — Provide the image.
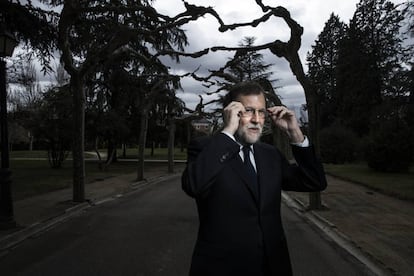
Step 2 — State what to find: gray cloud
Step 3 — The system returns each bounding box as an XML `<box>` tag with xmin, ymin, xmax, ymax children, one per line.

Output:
<box><xmin>154</xmin><ymin>0</ymin><xmax>360</xmax><ymax>109</ymax></box>
<box><xmin>25</xmin><ymin>0</ymin><xmax>365</xmax><ymax>112</ymax></box>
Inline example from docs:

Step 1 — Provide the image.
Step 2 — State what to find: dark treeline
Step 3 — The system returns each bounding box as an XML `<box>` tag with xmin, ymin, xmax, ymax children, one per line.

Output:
<box><xmin>306</xmin><ymin>0</ymin><xmax>413</xmax><ymax>173</ymax></box>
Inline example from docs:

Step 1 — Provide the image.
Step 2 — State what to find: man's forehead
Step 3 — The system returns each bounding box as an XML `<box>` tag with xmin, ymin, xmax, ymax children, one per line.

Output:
<box><xmin>237</xmin><ymin>93</ymin><xmax>266</xmax><ymax>105</ymax></box>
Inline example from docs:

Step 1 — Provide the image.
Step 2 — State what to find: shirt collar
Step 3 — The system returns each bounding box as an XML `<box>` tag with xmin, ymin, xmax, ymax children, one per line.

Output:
<box><xmin>237</xmin><ymin>142</ymin><xmax>254</xmax><ymax>154</ymax></box>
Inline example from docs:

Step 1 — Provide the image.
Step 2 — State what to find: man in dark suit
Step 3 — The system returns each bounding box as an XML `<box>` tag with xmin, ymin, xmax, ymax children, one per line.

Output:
<box><xmin>182</xmin><ymin>81</ymin><xmax>327</xmax><ymax>276</ymax></box>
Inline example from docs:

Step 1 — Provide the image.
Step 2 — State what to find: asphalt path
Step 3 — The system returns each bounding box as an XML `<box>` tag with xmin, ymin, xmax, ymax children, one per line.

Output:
<box><xmin>0</xmin><ymin>175</ymin><xmax>371</xmax><ymax>275</ymax></box>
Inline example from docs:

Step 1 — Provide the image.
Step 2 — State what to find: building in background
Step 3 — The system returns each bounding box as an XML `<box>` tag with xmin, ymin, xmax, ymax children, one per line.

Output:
<box><xmin>191</xmin><ymin>118</ymin><xmax>212</xmax><ymax>136</ymax></box>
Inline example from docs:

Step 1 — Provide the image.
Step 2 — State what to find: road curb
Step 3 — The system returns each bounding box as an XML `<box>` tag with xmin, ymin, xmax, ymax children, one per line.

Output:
<box><xmin>0</xmin><ymin>173</ymin><xmax>180</xmax><ymax>254</ymax></box>
<box><xmin>282</xmin><ymin>192</ymin><xmax>395</xmax><ymax>276</ymax></box>
<box><xmin>0</xmin><ymin>202</ymin><xmax>90</xmax><ymax>255</ymax></box>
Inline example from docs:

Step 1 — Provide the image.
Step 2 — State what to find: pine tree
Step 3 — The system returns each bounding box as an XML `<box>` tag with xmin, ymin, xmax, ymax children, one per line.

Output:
<box><xmin>336</xmin><ymin>0</ymin><xmax>405</xmax><ymax>135</ymax></box>
<box><xmin>352</xmin><ymin>0</ymin><xmax>404</xmax><ymax>95</ymax></box>
<box><xmin>336</xmin><ymin>28</ymin><xmax>382</xmax><ymax>136</ymax></box>
<box><xmin>306</xmin><ymin>13</ymin><xmax>347</xmax><ymax>128</ymax></box>
<box><xmin>227</xmin><ymin>37</ymin><xmax>273</xmax><ymax>83</ymax></box>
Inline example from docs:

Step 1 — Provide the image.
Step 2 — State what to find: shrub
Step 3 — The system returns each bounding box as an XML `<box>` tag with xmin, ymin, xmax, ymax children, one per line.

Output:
<box><xmin>365</xmin><ymin>116</ymin><xmax>413</xmax><ymax>173</ymax></box>
<box><xmin>320</xmin><ymin>124</ymin><xmax>359</xmax><ymax>164</ymax></box>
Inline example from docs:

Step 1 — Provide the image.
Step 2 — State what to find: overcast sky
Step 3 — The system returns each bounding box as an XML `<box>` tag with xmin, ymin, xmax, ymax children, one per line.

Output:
<box><xmin>152</xmin><ymin>0</ymin><xmax>363</xmax><ymax>110</ymax></box>
<box><xmin>30</xmin><ymin>0</ymin><xmax>406</xmax><ymax>111</ymax></box>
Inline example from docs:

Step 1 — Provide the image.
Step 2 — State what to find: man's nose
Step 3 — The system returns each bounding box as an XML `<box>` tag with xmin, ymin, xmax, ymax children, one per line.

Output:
<box><xmin>250</xmin><ymin>111</ymin><xmax>260</xmax><ymax>122</ymax></box>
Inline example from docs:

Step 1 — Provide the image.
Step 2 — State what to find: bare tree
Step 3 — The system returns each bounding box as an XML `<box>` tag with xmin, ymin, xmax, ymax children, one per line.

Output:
<box><xmin>11</xmin><ymin>0</ymin><xmax>324</xmax><ymax>206</ymax></box>
<box><xmin>9</xmin><ymin>59</ymin><xmax>43</xmax><ymax>151</ymax></box>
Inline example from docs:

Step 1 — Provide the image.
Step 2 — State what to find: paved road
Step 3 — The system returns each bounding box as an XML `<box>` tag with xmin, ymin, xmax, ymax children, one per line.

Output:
<box><xmin>0</xmin><ymin>175</ymin><xmax>370</xmax><ymax>275</ymax></box>
<box><xmin>282</xmin><ymin>204</ymin><xmax>374</xmax><ymax>276</ymax></box>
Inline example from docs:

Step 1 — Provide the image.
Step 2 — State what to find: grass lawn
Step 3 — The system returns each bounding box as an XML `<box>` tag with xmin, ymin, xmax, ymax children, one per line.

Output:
<box><xmin>9</xmin><ymin>147</ymin><xmax>187</xmax><ymax>201</ymax></box>
<box><xmin>324</xmin><ymin>163</ymin><xmax>414</xmax><ymax>201</ymax></box>
<box><xmin>117</xmin><ymin>147</ymin><xmax>187</xmax><ymax>160</ymax></box>
<box><xmin>10</xmin><ymin>147</ymin><xmax>188</xmax><ymax>160</ymax></box>
<box><xmin>11</xmin><ymin>159</ymin><xmax>139</xmax><ymax>200</ymax></box>
<box><xmin>9</xmin><ymin>149</ymin><xmax>413</xmax><ymax>202</ymax></box>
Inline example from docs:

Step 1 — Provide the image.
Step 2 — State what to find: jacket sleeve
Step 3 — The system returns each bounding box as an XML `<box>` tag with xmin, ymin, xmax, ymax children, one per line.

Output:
<box><xmin>281</xmin><ymin>145</ymin><xmax>328</xmax><ymax>192</ymax></box>
<box><xmin>181</xmin><ymin>133</ymin><xmax>240</xmax><ymax>198</ymax></box>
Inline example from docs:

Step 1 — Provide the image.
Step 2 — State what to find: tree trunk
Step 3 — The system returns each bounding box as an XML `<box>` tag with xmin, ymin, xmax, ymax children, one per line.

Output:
<box><xmin>29</xmin><ymin>132</ymin><xmax>33</xmax><ymax>151</ymax></box>
<box><xmin>272</xmin><ymin>124</ymin><xmax>291</xmax><ymax>160</ymax></box>
<box><xmin>283</xmin><ymin>50</ymin><xmax>324</xmax><ymax>210</ymax></box>
<box><xmin>305</xmin><ymin>95</ymin><xmax>321</xmax><ymax>155</ymax></box>
<box><xmin>94</xmin><ymin>136</ymin><xmax>104</xmax><ymax>171</ymax></box>
<box><xmin>71</xmin><ymin>76</ymin><xmax>86</xmax><ymax>202</ymax></box>
<box><xmin>151</xmin><ymin>141</ymin><xmax>155</xmax><ymax>157</ymax></box>
<box><xmin>306</xmin><ymin>94</ymin><xmax>323</xmax><ymax>209</ymax></box>
<box><xmin>167</xmin><ymin>117</ymin><xmax>176</xmax><ymax>173</ymax></box>
<box><xmin>107</xmin><ymin>139</ymin><xmax>118</xmax><ymax>163</ymax></box>
<box><xmin>137</xmin><ymin>111</ymin><xmax>148</xmax><ymax>181</ymax></box>
<box><xmin>122</xmin><ymin>143</ymin><xmax>126</xmax><ymax>158</ymax></box>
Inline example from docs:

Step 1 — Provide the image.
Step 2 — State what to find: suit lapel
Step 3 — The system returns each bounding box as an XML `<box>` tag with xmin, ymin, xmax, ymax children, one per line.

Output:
<box><xmin>229</xmin><ymin>154</ymin><xmax>259</xmax><ymax>204</ymax></box>
<box><xmin>254</xmin><ymin>144</ymin><xmax>271</xmax><ymax>208</ymax></box>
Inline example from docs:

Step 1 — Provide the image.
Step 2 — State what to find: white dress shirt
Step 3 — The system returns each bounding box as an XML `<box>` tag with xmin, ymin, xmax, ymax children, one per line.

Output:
<box><xmin>221</xmin><ymin>131</ymin><xmax>310</xmax><ymax>172</ymax></box>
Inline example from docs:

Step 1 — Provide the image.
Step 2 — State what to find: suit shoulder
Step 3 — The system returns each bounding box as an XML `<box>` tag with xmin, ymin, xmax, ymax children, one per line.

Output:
<box><xmin>189</xmin><ymin>133</ymin><xmax>238</xmax><ymax>150</ymax></box>
<box><xmin>256</xmin><ymin>141</ymin><xmax>279</xmax><ymax>152</ymax></box>
<box><xmin>190</xmin><ymin>135</ymin><xmax>212</xmax><ymax>147</ymax></box>
<box><xmin>255</xmin><ymin>142</ymin><xmax>286</xmax><ymax>162</ymax></box>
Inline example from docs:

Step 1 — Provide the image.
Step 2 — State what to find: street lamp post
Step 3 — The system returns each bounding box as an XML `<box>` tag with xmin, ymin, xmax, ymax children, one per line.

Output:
<box><xmin>0</xmin><ymin>22</ymin><xmax>18</xmax><ymax>229</ymax></box>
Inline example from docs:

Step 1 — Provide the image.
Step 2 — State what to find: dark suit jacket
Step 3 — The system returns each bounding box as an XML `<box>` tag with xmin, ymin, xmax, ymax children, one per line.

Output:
<box><xmin>182</xmin><ymin>133</ymin><xmax>327</xmax><ymax>276</ymax></box>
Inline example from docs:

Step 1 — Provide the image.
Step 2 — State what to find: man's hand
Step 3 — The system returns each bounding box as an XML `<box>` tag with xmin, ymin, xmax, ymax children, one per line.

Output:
<box><xmin>222</xmin><ymin>101</ymin><xmax>244</xmax><ymax>135</ymax></box>
<box><xmin>267</xmin><ymin>106</ymin><xmax>304</xmax><ymax>143</ymax></box>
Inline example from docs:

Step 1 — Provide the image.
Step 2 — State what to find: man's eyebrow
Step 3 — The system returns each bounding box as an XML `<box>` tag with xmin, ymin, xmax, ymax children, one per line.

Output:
<box><xmin>245</xmin><ymin>107</ymin><xmax>266</xmax><ymax>110</ymax></box>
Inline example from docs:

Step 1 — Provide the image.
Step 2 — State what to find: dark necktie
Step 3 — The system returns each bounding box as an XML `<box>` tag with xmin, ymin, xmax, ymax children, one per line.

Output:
<box><xmin>242</xmin><ymin>146</ymin><xmax>258</xmax><ymax>195</ymax></box>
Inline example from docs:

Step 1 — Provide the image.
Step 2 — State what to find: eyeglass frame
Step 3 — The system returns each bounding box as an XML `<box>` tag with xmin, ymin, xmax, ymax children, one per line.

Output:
<box><xmin>239</xmin><ymin>107</ymin><xmax>268</xmax><ymax>118</ymax></box>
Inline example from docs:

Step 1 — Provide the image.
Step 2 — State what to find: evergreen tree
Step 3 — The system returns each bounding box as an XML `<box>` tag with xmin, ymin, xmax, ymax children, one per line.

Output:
<box><xmin>336</xmin><ymin>25</ymin><xmax>382</xmax><ymax>136</ymax></box>
<box><xmin>227</xmin><ymin>37</ymin><xmax>273</xmax><ymax>83</ymax></box>
<box><xmin>336</xmin><ymin>0</ymin><xmax>405</xmax><ymax>135</ymax></box>
<box><xmin>306</xmin><ymin>13</ymin><xmax>347</xmax><ymax>128</ymax></box>
<box><xmin>54</xmin><ymin>0</ymin><xmax>191</xmax><ymax>197</ymax></box>
<box><xmin>354</xmin><ymin>0</ymin><xmax>405</xmax><ymax>95</ymax></box>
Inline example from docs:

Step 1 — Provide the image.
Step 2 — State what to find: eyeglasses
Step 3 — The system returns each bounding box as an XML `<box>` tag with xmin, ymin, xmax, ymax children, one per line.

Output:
<box><xmin>240</xmin><ymin>107</ymin><xmax>267</xmax><ymax>118</ymax></box>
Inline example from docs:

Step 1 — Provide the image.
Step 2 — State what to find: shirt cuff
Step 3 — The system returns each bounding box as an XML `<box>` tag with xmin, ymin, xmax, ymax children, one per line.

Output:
<box><xmin>290</xmin><ymin>136</ymin><xmax>309</xmax><ymax>147</ymax></box>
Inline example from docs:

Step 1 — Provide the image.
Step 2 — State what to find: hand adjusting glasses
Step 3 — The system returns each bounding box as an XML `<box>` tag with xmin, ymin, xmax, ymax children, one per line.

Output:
<box><xmin>239</xmin><ymin>107</ymin><xmax>267</xmax><ymax>119</ymax></box>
